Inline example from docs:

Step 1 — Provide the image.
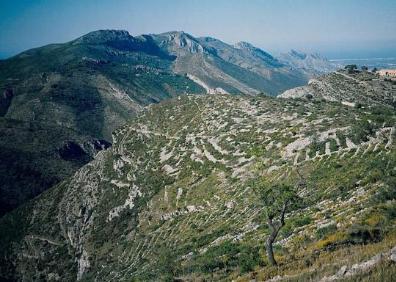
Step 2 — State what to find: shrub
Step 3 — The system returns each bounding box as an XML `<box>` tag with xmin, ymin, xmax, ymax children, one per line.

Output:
<box><xmin>239</xmin><ymin>245</ymin><xmax>262</xmax><ymax>273</ymax></box>
<box><xmin>294</xmin><ymin>215</ymin><xmax>313</xmax><ymax>227</ymax></box>
<box><xmin>366</xmin><ymin>168</ymin><xmax>383</xmax><ymax>183</ymax></box>
<box><xmin>315</xmin><ymin>231</ymin><xmax>347</xmax><ymax>249</ymax></box>
<box><xmin>315</xmin><ymin>223</ymin><xmax>337</xmax><ymax>240</ymax></box>
<box><xmin>345</xmin><ymin>64</ymin><xmax>358</xmax><ymax>74</ymax></box>
<box><xmin>364</xmin><ymin>213</ymin><xmax>385</xmax><ymax>227</ymax></box>
<box><xmin>346</xmin><ymin>224</ymin><xmax>382</xmax><ymax>244</ymax></box>
<box><xmin>350</xmin><ymin>119</ymin><xmax>375</xmax><ymax>143</ymax></box>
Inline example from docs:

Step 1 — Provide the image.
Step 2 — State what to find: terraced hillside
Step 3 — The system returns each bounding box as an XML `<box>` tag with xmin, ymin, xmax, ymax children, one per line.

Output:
<box><xmin>1</xmin><ymin>92</ymin><xmax>395</xmax><ymax>281</ymax></box>
<box><xmin>280</xmin><ymin>70</ymin><xmax>396</xmax><ymax>108</ymax></box>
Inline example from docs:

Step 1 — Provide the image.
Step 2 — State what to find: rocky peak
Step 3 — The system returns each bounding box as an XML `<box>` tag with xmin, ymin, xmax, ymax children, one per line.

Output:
<box><xmin>157</xmin><ymin>31</ymin><xmax>205</xmax><ymax>54</ymax></box>
<box><xmin>72</xmin><ymin>29</ymin><xmax>170</xmax><ymax>56</ymax></box>
<box><xmin>234</xmin><ymin>41</ymin><xmax>280</xmax><ymax>66</ymax></box>
<box><xmin>73</xmin><ymin>29</ymin><xmax>135</xmax><ymax>45</ymax></box>
<box><xmin>234</xmin><ymin>41</ymin><xmax>255</xmax><ymax>50</ymax></box>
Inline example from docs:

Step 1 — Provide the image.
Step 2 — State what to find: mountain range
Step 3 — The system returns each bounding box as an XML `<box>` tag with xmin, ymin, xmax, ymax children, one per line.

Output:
<box><xmin>0</xmin><ymin>29</ymin><xmax>336</xmax><ymax>216</ymax></box>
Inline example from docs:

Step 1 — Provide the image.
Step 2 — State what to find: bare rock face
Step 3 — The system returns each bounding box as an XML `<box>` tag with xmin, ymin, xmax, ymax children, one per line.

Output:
<box><xmin>58</xmin><ymin>140</ymin><xmax>111</xmax><ymax>162</ymax></box>
<box><xmin>0</xmin><ymin>88</ymin><xmax>13</xmax><ymax>116</ymax></box>
<box><xmin>321</xmin><ymin>245</ymin><xmax>396</xmax><ymax>281</ymax></box>
<box><xmin>153</xmin><ymin>31</ymin><xmax>205</xmax><ymax>55</ymax></box>
<box><xmin>391</xmin><ymin>246</ymin><xmax>396</xmax><ymax>262</ymax></box>
<box><xmin>278</xmin><ymin>86</ymin><xmax>314</xmax><ymax>99</ymax></box>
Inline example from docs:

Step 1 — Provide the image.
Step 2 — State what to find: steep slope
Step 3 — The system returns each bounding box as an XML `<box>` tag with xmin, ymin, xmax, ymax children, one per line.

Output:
<box><xmin>279</xmin><ymin>49</ymin><xmax>338</xmax><ymax>77</ymax></box>
<box><xmin>279</xmin><ymin>69</ymin><xmax>396</xmax><ymax>108</ymax></box>
<box><xmin>149</xmin><ymin>31</ymin><xmax>307</xmax><ymax>95</ymax></box>
<box><xmin>0</xmin><ymin>29</ymin><xmax>205</xmax><ymax>215</ymax></box>
<box><xmin>1</xmin><ymin>91</ymin><xmax>395</xmax><ymax>281</ymax></box>
<box><xmin>0</xmin><ymin>118</ymin><xmax>111</xmax><ymax>215</ymax></box>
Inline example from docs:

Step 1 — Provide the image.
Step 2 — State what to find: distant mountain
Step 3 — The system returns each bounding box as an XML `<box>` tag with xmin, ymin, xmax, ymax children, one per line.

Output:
<box><xmin>278</xmin><ymin>49</ymin><xmax>338</xmax><ymax>77</ymax></box>
<box><xmin>148</xmin><ymin>31</ymin><xmax>308</xmax><ymax>95</ymax></box>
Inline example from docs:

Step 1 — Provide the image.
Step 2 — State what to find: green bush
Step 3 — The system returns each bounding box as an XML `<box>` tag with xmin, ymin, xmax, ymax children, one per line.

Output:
<box><xmin>315</xmin><ymin>224</ymin><xmax>337</xmax><ymax>240</ymax></box>
<box><xmin>189</xmin><ymin>241</ymin><xmax>263</xmax><ymax>275</ymax></box>
<box><xmin>346</xmin><ymin>224</ymin><xmax>382</xmax><ymax>244</ymax></box>
<box><xmin>350</xmin><ymin>119</ymin><xmax>375</xmax><ymax>143</ymax></box>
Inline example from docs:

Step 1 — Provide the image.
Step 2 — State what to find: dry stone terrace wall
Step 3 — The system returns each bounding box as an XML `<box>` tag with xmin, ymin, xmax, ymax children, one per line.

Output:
<box><xmin>3</xmin><ymin>94</ymin><xmax>395</xmax><ymax>281</ymax></box>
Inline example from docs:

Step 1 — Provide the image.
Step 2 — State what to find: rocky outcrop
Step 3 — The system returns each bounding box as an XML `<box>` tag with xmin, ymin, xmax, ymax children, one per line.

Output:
<box><xmin>320</xmin><ymin>245</ymin><xmax>396</xmax><ymax>281</ymax></box>
<box><xmin>279</xmin><ymin>70</ymin><xmax>396</xmax><ymax>107</ymax></box>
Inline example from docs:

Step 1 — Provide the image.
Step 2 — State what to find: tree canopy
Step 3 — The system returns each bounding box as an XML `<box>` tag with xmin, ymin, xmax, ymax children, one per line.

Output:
<box><xmin>254</xmin><ymin>180</ymin><xmax>302</xmax><ymax>265</ymax></box>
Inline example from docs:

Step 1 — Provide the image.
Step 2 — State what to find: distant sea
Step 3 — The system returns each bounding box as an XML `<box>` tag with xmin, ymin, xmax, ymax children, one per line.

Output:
<box><xmin>329</xmin><ymin>57</ymin><xmax>396</xmax><ymax>69</ymax></box>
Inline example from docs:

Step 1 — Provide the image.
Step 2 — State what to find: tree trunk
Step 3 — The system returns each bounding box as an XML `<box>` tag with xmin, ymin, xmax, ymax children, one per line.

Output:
<box><xmin>265</xmin><ymin>202</ymin><xmax>288</xmax><ymax>266</ymax></box>
<box><xmin>266</xmin><ymin>237</ymin><xmax>277</xmax><ymax>266</ymax></box>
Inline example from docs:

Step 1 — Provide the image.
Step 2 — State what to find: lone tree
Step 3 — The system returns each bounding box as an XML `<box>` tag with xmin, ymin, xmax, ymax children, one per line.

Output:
<box><xmin>255</xmin><ymin>181</ymin><xmax>301</xmax><ymax>266</ymax></box>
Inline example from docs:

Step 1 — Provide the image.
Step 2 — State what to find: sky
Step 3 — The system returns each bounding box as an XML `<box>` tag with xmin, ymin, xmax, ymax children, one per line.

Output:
<box><xmin>0</xmin><ymin>0</ymin><xmax>395</xmax><ymax>59</ymax></box>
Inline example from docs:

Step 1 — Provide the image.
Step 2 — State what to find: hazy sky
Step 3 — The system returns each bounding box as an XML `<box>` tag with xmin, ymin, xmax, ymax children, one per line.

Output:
<box><xmin>0</xmin><ymin>0</ymin><xmax>395</xmax><ymax>59</ymax></box>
